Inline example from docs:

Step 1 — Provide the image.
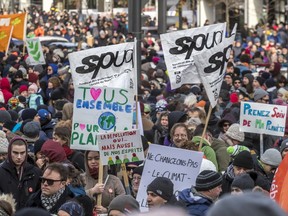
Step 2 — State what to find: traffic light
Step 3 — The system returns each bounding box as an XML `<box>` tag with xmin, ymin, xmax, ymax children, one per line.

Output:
<box><xmin>158</xmin><ymin>0</ymin><xmax>179</xmax><ymax>34</ymax></box>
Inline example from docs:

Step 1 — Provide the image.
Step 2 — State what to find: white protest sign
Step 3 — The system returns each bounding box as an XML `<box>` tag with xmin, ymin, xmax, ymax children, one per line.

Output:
<box><xmin>70</xmin><ymin>85</ymin><xmax>134</xmax><ymax>151</ymax></box>
<box><xmin>193</xmin><ymin>24</ymin><xmax>237</xmax><ymax>108</ymax></box>
<box><xmin>160</xmin><ymin>23</ymin><xmax>226</xmax><ymax>90</ymax></box>
<box><xmin>136</xmin><ymin>144</ymin><xmax>203</xmax><ymax>212</ymax></box>
<box><xmin>240</xmin><ymin>101</ymin><xmax>287</xmax><ymax>136</ymax></box>
<box><xmin>68</xmin><ymin>42</ymin><xmax>135</xmax><ymax>90</ymax></box>
<box><xmin>26</xmin><ymin>38</ymin><xmax>46</xmax><ymax>65</ymax></box>
<box><xmin>97</xmin><ymin>130</ymin><xmax>144</xmax><ymax>165</ymax></box>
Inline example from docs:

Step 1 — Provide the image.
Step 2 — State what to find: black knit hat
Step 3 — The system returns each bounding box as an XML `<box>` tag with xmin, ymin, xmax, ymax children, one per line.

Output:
<box><xmin>21</xmin><ymin>108</ymin><xmax>37</xmax><ymax>121</ymax></box>
<box><xmin>3</xmin><ymin>120</ymin><xmax>17</xmax><ymax>131</ymax></box>
<box><xmin>233</xmin><ymin>151</ymin><xmax>254</xmax><ymax>169</ymax></box>
<box><xmin>195</xmin><ymin>170</ymin><xmax>222</xmax><ymax>191</ymax></box>
<box><xmin>231</xmin><ymin>173</ymin><xmax>255</xmax><ymax>191</ymax></box>
<box><xmin>147</xmin><ymin>177</ymin><xmax>174</xmax><ymax>201</ymax></box>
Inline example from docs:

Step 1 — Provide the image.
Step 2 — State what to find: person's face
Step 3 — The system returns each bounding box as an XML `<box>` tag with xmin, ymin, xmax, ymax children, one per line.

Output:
<box><xmin>188</xmin><ymin>111</ymin><xmax>199</xmax><ymax>119</ymax></box>
<box><xmin>147</xmin><ymin>191</ymin><xmax>166</xmax><ymax>208</ymax></box>
<box><xmin>208</xmin><ymin>185</ymin><xmax>222</xmax><ymax>200</ymax></box>
<box><xmin>172</xmin><ymin>126</ymin><xmax>188</xmax><ymax>148</ymax></box>
<box><xmin>253</xmin><ymin>80</ymin><xmax>261</xmax><ymax>89</ymax></box>
<box><xmin>11</xmin><ymin>144</ymin><xmax>26</xmax><ymax>168</ymax></box>
<box><xmin>132</xmin><ymin>173</ymin><xmax>141</xmax><ymax>193</ymax></box>
<box><xmin>48</xmin><ymin>82</ymin><xmax>53</xmax><ymax>89</ymax></box>
<box><xmin>41</xmin><ymin>169</ymin><xmax>65</xmax><ymax>196</ymax></box>
<box><xmin>108</xmin><ymin>210</ymin><xmax>125</xmax><ymax>216</ymax></box>
<box><xmin>0</xmin><ymin>153</ymin><xmax>7</xmax><ymax>163</ymax></box>
<box><xmin>222</xmin><ymin>122</ymin><xmax>230</xmax><ymax>133</ymax></box>
<box><xmin>262</xmin><ymin>163</ymin><xmax>277</xmax><ymax>174</ymax></box>
<box><xmin>242</xmin><ymin>77</ymin><xmax>249</xmax><ymax>85</ymax></box>
<box><xmin>231</xmin><ymin>187</ymin><xmax>243</xmax><ymax>195</ymax></box>
<box><xmin>225</xmin><ymin>75</ymin><xmax>233</xmax><ymax>85</ymax></box>
<box><xmin>233</xmin><ymin>165</ymin><xmax>252</xmax><ymax>176</ymax></box>
<box><xmin>226</xmin><ymin>66</ymin><xmax>234</xmax><ymax>73</ymax></box>
<box><xmin>53</xmin><ymin>134</ymin><xmax>66</xmax><ymax>146</ymax></box>
<box><xmin>20</xmin><ymin>90</ymin><xmax>28</xmax><ymax>97</ymax></box>
<box><xmin>47</xmin><ymin>66</ymin><xmax>53</xmax><ymax>75</ymax></box>
<box><xmin>233</xmin><ymin>80</ymin><xmax>241</xmax><ymax>89</ymax></box>
<box><xmin>282</xmin><ymin>148</ymin><xmax>288</xmax><ymax>159</ymax></box>
<box><xmin>87</xmin><ymin>151</ymin><xmax>100</xmax><ymax>170</ymax></box>
<box><xmin>160</xmin><ymin>116</ymin><xmax>168</xmax><ymax>127</ymax></box>
<box><xmin>28</xmin><ymin>88</ymin><xmax>36</xmax><ymax>95</ymax></box>
<box><xmin>260</xmin><ymin>95</ymin><xmax>269</xmax><ymax>104</ymax></box>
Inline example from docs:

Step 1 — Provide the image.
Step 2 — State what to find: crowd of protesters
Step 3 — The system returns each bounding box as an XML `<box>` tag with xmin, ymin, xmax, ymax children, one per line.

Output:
<box><xmin>0</xmin><ymin>4</ymin><xmax>287</xmax><ymax>216</ymax></box>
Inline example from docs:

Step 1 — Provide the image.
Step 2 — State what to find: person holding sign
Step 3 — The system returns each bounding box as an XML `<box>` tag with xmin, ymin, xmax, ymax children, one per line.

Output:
<box><xmin>83</xmin><ymin>151</ymin><xmax>125</xmax><ymax>214</ymax></box>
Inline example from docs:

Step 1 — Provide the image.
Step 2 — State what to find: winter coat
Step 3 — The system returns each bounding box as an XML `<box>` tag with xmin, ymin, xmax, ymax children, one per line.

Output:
<box><xmin>83</xmin><ymin>152</ymin><xmax>125</xmax><ymax>208</ymax></box>
<box><xmin>0</xmin><ymin>160</ymin><xmax>42</xmax><ymax>210</ymax></box>
<box><xmin>221</xmin><ymin>164</ymin><xmax>235</xmax><ymax>196</ymax></box>
<box><xmin>26</xmin><ymin>186</ymin><xmax>74</xmax><ymax>214</ymax></box>
<box><xmin>0</xmin><ymin>77</ymin><xmax>13</xmax><ymax>103</ymax></box>
<box><xmin>28</xmin><ymin>93</ymin><xmax>44</xmax><ymax>110</ymax></box>
<box><xmin>211</xmin><ymin>138</ymin><xmax>231</xmax><ymax>173</ymax></box>
<box><xmin>178</xmin><ymin>188</ymin><xmax>213</xmax><ymax>216</ymax></box>
<box><xmin>41</xmin><ymin>120</ymin><xmax>56</xmax><ymax>139</ymax></box>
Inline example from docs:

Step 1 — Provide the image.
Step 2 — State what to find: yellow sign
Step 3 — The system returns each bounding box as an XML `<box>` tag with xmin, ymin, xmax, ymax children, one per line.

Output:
<box><xmin>0</xmin><ymin>13</ymin><xmax>27</xmax><ymax>40</ymax></box>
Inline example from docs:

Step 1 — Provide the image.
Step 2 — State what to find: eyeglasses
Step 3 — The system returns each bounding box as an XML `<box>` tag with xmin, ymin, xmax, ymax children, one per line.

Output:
<box><xmin>261</xmin><ymin>98</ymin><xmax>269</xmax><ymax>103</ymax></box>
<box><xmin>173</xmin><ymin>134</ymin><xmax>187</xmax><ymax>139</ymax></box>
<box><xmin>40</xmin><ymin>177</ymin><xmax>63</xmax><ymax>186</ymax></box>
<box><xmin>234</xmin><ymin>81</ymin><xmax>241</xmax><ymax>84</ymax></box>
<box><xmin>223</xmin><ymin>123</ymin><xmax>230</xmax><ymax>127</ymax></box>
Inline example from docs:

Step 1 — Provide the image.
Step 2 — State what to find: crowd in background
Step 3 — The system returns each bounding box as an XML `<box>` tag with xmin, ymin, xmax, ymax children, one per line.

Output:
<box><xmin>0</xmin><ymin>5</ymin><xmax>287</xmax><ymax>216</ymax></box>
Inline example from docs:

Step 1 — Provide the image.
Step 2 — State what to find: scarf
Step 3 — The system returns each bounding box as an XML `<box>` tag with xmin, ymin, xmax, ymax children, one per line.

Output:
<box><xmin>89</xmin><ymin>167</ymin><xmax>99</xmax><ymax>180</ymax></box>
<box><xmin>41</xmin><ymin>187</ymin><xmax>65</xmax><ymax>212</ymax></box>
<box><xmin>63</xmin><ymin>145</ymin><xmax>73</xmax><ymax>157</ymax></box>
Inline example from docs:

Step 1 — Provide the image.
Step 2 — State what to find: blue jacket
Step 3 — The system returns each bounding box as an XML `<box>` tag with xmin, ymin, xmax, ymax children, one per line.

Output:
<box><xmin>178</xmin><ymin>188</ymin><xmax>213</xmax><ymax>216</ymax></box>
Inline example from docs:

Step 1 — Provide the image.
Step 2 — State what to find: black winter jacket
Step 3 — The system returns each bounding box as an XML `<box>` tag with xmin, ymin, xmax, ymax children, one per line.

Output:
<box><xmin>0</xmin><ymin>161</ymin><xmax>42</xmax><ymax>210</ymax></box>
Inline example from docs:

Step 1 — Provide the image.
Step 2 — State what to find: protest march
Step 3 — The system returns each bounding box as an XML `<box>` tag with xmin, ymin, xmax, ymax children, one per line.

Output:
<box><xmin>0</xmin><ymin>5</ymin><xmax>288</xmax><ymax>216</ymax></box>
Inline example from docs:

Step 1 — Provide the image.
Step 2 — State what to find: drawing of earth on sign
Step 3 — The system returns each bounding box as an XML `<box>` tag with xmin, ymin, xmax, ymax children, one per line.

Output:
<box><xmin>98</xmin><ymin>112</ymin><xmax>116</xmax><ymax>130</ymax></box>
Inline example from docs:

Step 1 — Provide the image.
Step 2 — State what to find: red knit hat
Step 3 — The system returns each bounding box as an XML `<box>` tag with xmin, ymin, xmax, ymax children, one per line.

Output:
<box><xmin>230</xmin><ymin>92</ymin><xmax>238</xmax><ymax>103</ymax></box>
<box><xmin>19</xmin><ymin>85</ymin><xmax>28</xmax><ymax>94</ymax></box>
<box><xmin>28</xmin><ymin>73</ymin><xmax>39</xmax><ymax>84</ymax></box>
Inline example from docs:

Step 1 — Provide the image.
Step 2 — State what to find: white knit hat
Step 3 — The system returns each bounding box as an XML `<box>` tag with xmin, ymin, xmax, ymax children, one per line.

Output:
<box><xmin>0</xmin><ymin>131</ymin><xmax>9</xmax><ymax>153</ymax></box>
<box><xmin>225</xmin><ymin>123</ymin><xmax>245</xmax><ymax>142</ymax></box>
<box><xmin>261</xmin><ymin>148</ymin><xmax>282</xmax><ymax>167</ymax></box>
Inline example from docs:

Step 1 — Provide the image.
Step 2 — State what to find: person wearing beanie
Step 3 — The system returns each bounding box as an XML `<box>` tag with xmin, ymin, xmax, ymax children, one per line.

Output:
<box><xmin>40</xmin><ymin>140</ymin><xmax>69</xmax><ymax>166</ymax></box>
<box><xmin>264</xmin><ymin>78</ymin><xmax>277</xmax><ymax>103</ymax></box>
<box><xmin>58</xmin><ymin>201</ymin><xmax>84</xmax><ymax>216</ymax></box>
<box><xmin>232</xmin><ymin>76</ymin><xmax>242</xmax><ymax>91</ymax></box>
<box><xmin>225</xmin><ymin>123</ymin><xmax>245</xmax><ymax>146</ymax></box>
<box><xmin>35</xmin><ymin>109</ymin><xmax>55</xmax><ymax>139</ymax></box>
<box><xmin>207</xmin><ymin>192</ymin><xmax>286</xmax><ymax>216</ymax></box>
<box><xmin>19</xmin><ymin>85</ymin><xmax>28</xmax><ymax>97</ymax></box>
<box><xmin>0</xmin><ymin>130</ymin><xmax>9</xmax><ymax>162</ymax></box>
<box><xmin>0</xmin><ymin>110</ymin><xmax>12</xmax><ymax>126</ymax></box>
<box><xmin>27</xmin><ymin>83</ymin><xmax>44</xmax><ymax>110</ymax></box>
<box><xmin>178</xmin><ymin>170</ymin><xmax>222</xmax><ymax>216</ymax></box>
<box><xmin>253</xmin><ymin>76</ymin><xmax>265</xmax><ymax>89</ymax></box>
<box><xmin>280</xmin><ymin>138</ymin><xmax>288</xmax><ymax>159</ymax></box>
<box><xmin>131</xmin><ymin>166</ymin><xmax>144</xmax><ymax>198</ymax></box>
<box><xmin>255</xmin><ymin>148</ymin><xmax>282</xmax><ymax>184</ymax></box>
<box><xmin>242</xmin><ymin>73</ymin><xmax>254</xmax><ymax>97</ymax></box>
<box><xmin>231</xmin><ymin>173</ymin><xmax>255</xmax><ymax>194</ymax></box>
<box><xmin>221</xmin><ymin>151</ymin><xmax>254</xmax><ymax>195</ymax></box>
<box><xmin>108</xmin><ymin>195</ymin><xmax>139</xmax><ymax>216</ymax></box>
<box><xmin>253</xmin><ymin>88</ymin><xmax>269</xmax><ymax>103</ymax></box>
<box><xmin>28</xmin><ymin>73</ymin><xmax>39</xmax><ymax>84</ymax></box>
<box><xmin>33</xmin><ymin>64</ymin><xmax>43</xmax><ymax>75</ymax></box>
<box><xmin>3</xmin><ymin>120</ymin><xmax>17</xmax><ymax>134</ymax></box>
<box><xmin>0</xmin><ymin>136</ymin><xmax>42</xmax><ymax>210</ymax></box>
<box><xmin>21</xmin><ymin>108</ymin><xmax>38</xmax><ymax>121</ymax></box>
<box><xmin>146</xmin><ymin>177</ymin><xmax>178</xmax><ymax>209</ymax></box>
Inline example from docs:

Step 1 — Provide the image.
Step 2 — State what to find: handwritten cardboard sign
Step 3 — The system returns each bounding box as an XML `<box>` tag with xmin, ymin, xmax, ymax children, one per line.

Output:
<box><xmin>136</xmin><ymin>144</ymin><xmax>203</xmax><ymax>212</ymax></box>
<box><xmin>97</xmin><ymin>129</ymin><xmax>144</xmax><ymax>165</ymax></box>
<box><xmin>70</xmin><ymin>85</ymin><xmax>134</xmax><ymax>151</ymax></box>
<box><xmin>240</xmin><ymin>101</ymin><xmax>287</xmax><ymax>136</ymax></box>
<box><xmin>26</xmin><ymin>38</ymin><xmax>46</xmax><ymax>65</ymax></box>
